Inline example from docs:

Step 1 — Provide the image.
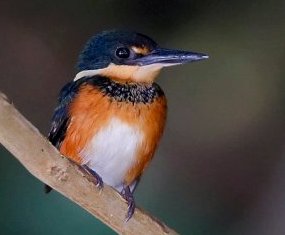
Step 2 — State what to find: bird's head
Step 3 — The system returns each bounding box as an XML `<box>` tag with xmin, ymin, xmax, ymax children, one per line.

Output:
<box><xmin>75</xmin><ymin>30</ymin><xmax>208</xmax><ymax>83</ymax></box>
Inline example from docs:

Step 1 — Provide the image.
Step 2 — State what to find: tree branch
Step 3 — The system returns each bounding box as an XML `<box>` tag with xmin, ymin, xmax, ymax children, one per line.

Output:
<box><xmin>0</xmin><ymin>92</ymin><xmax>179</xmax><ymax>235</ymax></box>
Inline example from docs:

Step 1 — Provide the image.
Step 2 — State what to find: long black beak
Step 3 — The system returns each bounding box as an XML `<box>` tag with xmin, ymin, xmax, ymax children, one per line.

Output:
<box><xmin>130</xmin><ymin>48</ymin><xmax>209</xmax><ymax>66</ymax></box>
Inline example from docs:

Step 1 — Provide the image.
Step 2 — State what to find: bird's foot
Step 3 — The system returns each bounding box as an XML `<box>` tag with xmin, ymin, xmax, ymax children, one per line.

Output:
<box><xmin>121</xmin><ymin>185</ymin><xmax>136</xmax><ymax>221</ymax></box>
<box><xmin>82</xmin><ymin>164</ymin><xmax>104</xmax><ymax>190</ymax></box>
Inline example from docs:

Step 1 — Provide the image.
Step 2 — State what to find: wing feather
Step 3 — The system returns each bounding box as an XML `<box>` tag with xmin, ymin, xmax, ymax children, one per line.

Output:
<box><xmin>48</xmin><ymin>81</ymin><xmax>78</xmax><ymax>148</ymax></box>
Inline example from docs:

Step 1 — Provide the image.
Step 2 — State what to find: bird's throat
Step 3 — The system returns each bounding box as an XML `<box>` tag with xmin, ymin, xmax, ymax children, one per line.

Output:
<box><xmin>74</xmin><ymin>63</ymin><xmax>163</xmax><ymax>83</ymax></box>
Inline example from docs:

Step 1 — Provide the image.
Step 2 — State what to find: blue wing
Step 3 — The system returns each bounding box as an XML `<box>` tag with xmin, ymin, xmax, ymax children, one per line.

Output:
<box><xmin>48</xmin><ymin>81</ymin><xmax>78</xmax><ymax>148</ymax></box>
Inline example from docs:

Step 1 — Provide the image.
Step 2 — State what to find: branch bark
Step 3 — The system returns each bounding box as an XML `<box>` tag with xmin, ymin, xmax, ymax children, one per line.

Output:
<box><xmin>0</xmin><ymin>92</ymin><xmax>179</xmax><ymax>235</ymax></box>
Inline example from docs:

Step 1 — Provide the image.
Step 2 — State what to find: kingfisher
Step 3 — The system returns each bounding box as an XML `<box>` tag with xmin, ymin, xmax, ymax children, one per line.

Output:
<box><xmin>46</xmin><ymin>30</ymin><xmax>208</xmax><ymax>220</ymax></box>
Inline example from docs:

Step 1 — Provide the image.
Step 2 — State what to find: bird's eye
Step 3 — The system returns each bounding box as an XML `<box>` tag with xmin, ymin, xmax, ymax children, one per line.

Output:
<box><xmin>115</xmin><ymin>47</ymin><xmax>130</xmax><ymax>59</ymax></box>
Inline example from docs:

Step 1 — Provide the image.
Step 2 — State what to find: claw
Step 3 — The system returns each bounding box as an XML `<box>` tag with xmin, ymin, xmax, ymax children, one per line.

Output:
<box><xmin>121</xmin><ymin>185</ymin><xmax>136</xmax><ymax>221</ymax></box>
<box><xmin>82</xmin><ymin>165</ymin><xmax>104</xmax><ymax>190</ymax></box>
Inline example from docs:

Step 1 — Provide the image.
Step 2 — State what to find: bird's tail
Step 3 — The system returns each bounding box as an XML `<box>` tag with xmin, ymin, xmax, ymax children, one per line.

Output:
<box><xmin>44</xmin><ymin>184</ymin><xmax>53</xmax><ymax>193</ymax></box>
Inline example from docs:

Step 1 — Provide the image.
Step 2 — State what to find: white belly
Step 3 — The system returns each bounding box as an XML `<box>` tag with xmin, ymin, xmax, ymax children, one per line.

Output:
<box><xmin>80</xmin><ymin>117</ymin><xmax>144</xmax><ymax>191</ymax></box>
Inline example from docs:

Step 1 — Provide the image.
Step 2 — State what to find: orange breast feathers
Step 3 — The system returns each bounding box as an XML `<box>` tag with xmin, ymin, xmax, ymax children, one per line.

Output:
<box><xmin>60</xmin><ymin>84</ymin><xmax>167</xmax><ymax>185</ymax></box>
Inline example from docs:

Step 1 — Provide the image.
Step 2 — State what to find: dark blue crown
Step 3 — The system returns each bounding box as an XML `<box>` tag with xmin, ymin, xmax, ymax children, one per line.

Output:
<box><xmin>77</xmin><ymin>30</ymin><xmax>157</xmax><ymax>71</ymax></box>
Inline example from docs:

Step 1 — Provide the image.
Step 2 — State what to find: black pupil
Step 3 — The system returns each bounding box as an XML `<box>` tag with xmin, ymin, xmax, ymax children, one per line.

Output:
<box><xmin>116</xmin><ymin>47</ymin><xmax>130</xmax><ymax>58</ymax></box>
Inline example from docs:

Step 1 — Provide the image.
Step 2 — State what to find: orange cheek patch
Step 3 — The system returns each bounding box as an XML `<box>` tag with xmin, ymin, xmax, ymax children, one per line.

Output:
<box><xmin>99</xmin><ymin>63</ymin><xmax>162</xmax><ymax>83</ymax></box>
<box><xmin>100</xmin><ymin>64</ymin><xmax>139</xmax><ymax>82</ymax></box>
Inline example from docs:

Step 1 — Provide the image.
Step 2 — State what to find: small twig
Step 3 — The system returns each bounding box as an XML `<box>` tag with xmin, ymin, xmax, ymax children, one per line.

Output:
<box><xmin>0</xmin><ymin>92</ymin><xmax>179</xmax><ymax>235</ymax></box>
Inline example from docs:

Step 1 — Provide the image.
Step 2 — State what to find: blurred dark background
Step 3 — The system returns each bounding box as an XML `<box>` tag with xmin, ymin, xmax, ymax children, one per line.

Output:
<box><xmin>1</xmin><ymin>0</ymin><xmax>285</xmax><ymax>234</ymax></box>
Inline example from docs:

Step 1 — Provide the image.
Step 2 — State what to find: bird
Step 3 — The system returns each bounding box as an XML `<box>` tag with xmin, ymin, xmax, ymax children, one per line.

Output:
<box><xmin>46</xmin><ymin>30</ymin><xmax>208</xmax><ymax>221</ymax></box>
